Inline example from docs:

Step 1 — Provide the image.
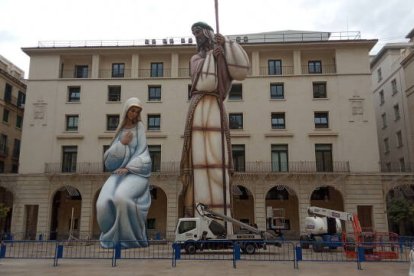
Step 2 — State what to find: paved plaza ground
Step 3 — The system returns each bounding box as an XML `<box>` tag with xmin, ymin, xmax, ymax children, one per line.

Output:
<box><xmin>0</xmin><ymin>259</ymin><xmax>410</xmax><ymax>276</ymax></box>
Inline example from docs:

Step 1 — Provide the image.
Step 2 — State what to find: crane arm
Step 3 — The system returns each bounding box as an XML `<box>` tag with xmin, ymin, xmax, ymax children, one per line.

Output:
<box><xmin>307</xmin><ymin>206</ymin><xmax>354</xmax><ymax>222</ymax></box>
<box><xmin>196</xmin><ymin>203</ymin><xmax>277</xmax><ymax>239</ymax></box>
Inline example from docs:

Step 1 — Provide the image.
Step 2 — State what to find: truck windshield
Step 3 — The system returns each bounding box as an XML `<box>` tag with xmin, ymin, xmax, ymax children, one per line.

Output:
<box><xmin>178</xmin><ymin>221</ymin><xmax>196</xmax><ymax>234</ymax></box>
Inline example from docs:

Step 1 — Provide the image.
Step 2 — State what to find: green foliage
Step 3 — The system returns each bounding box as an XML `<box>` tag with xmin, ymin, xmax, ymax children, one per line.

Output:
<box><xmin>0</xmin><ymin>203</ymin><xmax>10</xmax><ymax>219</ymax></box>
<box><xmin>387</xmin><ymin>198</ymin><xmax>414</xmax><ymax>224</ymax></box>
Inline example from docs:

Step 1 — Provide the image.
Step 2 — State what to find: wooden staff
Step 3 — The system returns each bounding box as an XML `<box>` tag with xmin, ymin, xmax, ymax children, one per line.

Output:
<box><xmin>215</xmin><ymin>0</ymin><xmax>220</xmax><ymax>33</ymax></box>
<box><xmin>214</xmin><ymin>0</ymin><xmax>228</xmax><ymax>222</ymax></box>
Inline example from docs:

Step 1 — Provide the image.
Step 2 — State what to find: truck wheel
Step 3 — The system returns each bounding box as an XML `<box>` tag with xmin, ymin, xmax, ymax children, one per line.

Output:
<box><xmin>244</xmin><ymin>243</ymin><xmax>256</xmax><ymax>254</ymax></box>
<box><xmin>185</xmin><ymin>242</ymin><xmax>196</xmax><ymax>254</ymax></box>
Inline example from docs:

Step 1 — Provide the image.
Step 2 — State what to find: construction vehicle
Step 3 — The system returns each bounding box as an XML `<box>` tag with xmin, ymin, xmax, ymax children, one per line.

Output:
<box><xmin>300</xmin><ymin>206</ymin><xmax>399</xmax><ymax>260</ymax></box>
<box><xmin>299</xmin><ymin>206</ymin><xmax>360</xmax><ymax>252</ymax></box>
<box><xmin>174</xmin><ymin>203</ymin><xmax>281</xmax><ymax>254</ymax></box>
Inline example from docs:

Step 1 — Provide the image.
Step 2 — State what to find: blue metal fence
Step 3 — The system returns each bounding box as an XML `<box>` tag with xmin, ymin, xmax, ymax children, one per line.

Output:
<box><xmin>0</xmin><ymin>239</ymin><xmax>412</xmax><ymax>270</ymax></box>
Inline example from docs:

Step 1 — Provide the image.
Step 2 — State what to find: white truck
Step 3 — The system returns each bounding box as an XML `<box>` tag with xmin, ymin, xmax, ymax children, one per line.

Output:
<box><xmin>174</xmin><ymin>203</ymin><xmax>281</xmax><ymax>254</ymax></box>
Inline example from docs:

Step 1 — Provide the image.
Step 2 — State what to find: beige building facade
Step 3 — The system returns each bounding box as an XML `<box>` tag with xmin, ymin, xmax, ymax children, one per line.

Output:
<box><xmin>370</xmin><ymin>36</ymin><xmax>414</xmax><ymax>172</ymax></box>
<box><xmin>0</xmin><ymin>55</ymin><xmax>26</xmax><ymax>236</ymax></box>
<box><xmin>370</xmin><ymin>28</ymin><xmax>414</xmax><ymax>234</ymax></box>
<box><xmin>1</xmin><ymin>30</ymin><xmax>410</xmax><ymax>240</ymax></box>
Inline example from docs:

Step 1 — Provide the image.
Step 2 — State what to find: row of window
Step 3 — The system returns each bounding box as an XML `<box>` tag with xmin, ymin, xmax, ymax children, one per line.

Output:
<box><xmin>66</xmin><ymin>81</ymin><xmax>328</xmax><ymax>104</ymax></box>
<box><xmin>61</xmin><ymin>143</ymin><xmax>334</xmax><ymax>173</ymax></box>
<box><xmin>64</xmin><ymin>111</ymin><xmax>331</xmax><ymax>132</ymax></box>
<box><xmin>2</xmin><ymin>83</ymin><xmax>25</xmax><ymax>107</ymax></box>
<box><xmin>230</xmin><ymin>112</ymin><xmax>329</xmax><ymax>129</ymax></box>
<box><xmin>383</xmin><ymin>130</ymin><xmax>403</xmax><ymax>152</ymax></box>
<box><xmin>66</xmin><ymin>62</ymin><xmax>165</xmax><ymax>78</ymax></box>
<box><xmin>66</xmin><ymin>60</ymin><xmax>327</xmax><ymax>79</ymax></box>
<box><xmin>0</xmin><ymin>160</ymin><xmax>18</xmax><ymax>173</ymax></box>
<box><xmin>0</xmin><ymin>133</ymin><xmax>21</xmax><ymax>159</ymax></box>
<box><xmin>378</xmin><ymin>78</ymin><xmax>399</xmax><ymax>105</ymax></box>
<box><xmin>380</xmin><ymin>104</ymin><xmax>401</xmax><ymax>128</ymax></box>
<box><xmin>2</xmin><ymin>108</ymin><xmax>23</xmax><ymax>128</ymax></box>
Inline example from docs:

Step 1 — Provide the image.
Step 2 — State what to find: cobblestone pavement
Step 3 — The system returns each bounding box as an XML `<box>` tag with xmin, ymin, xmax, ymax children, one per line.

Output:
<box><xmin>0</xmin><ymin>259</ymin><xmax>410</xmax><ymax>276</ymax></box>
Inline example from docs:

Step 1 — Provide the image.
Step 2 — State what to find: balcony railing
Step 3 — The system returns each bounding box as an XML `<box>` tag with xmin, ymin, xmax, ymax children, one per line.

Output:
<box><xmin>379</xmin><ymin>162</ymin><xmax>414</xmax><ymax>173</ymax></box>
<box><xmin>60</xmin><ymin>70</ymin><xmax>90</xmax><ymax>79</ymax></box>
<box><xmin>44</xmin><ymin>161</ymin><xmax>349</xmax><ymax>174</ymax></box>
<box><xmin>57</xmin><ymin>65</ymin><xmax>340</xmax><ymax>79</ymax></box>
<box><xmin>59</xmin><ymin>69</ymin><xmax>177</xmax><ymax>79</ymax></box>
<box><xmin>99</xmin><ymin>69</ymin><xmax>132</xmax><ymax>78</ymax></box>
<box><xmin>301</xmin><ymin>64</ymin><xmax>336</xmax><ymax>74</ymax></box>
<box><xmin>259</xmin><ymin>66</ymin><xmax>294</xmax><ymax>76</ymax></box>
<box><xmin>137</xmin><ymin>69</ymin><xmax>171</xmax><ymax>78</ymax></box>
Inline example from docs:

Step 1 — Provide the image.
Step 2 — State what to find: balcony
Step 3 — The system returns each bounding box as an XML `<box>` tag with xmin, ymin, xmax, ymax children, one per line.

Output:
<box><xmin>137</xmin><ymin>69</ymin><xmax>171</xmax><ymax>78</ymax></box>
<box><xmin>259</xmin><ymin>66</ymin><xmax>294</xmax><ymax>76</ymax></box>
<box><xmin>301</xmin><ymin>64</ymin><xmax>336</xmax><ymax>74</ymax></box>
<box><xmin>44</xmin><ymin>161</ymin><xmax>350</xmax><ymax>174</ymax></box>
<box><xmin>59</xmin><ymin>69</ymin><xmax>178</xmax><ymax>79</ymax></box>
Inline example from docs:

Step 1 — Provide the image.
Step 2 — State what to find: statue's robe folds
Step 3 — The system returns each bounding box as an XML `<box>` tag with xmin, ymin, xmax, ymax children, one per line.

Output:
<box><xmin>180</xmin><ymin>38</ymin><xmax>249</xmax><ymax>233</ymax></box>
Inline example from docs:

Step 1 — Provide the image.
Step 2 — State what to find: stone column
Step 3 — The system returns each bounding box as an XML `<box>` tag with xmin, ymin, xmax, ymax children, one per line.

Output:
<box><xmin>91</xmin><ymin>55</ymin><xmax>100</xmax><ymax>78</ymax></box>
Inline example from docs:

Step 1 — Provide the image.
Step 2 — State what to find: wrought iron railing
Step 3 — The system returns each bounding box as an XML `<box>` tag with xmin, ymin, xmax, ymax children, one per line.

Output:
<box><xmin>259</xmin><ymin>66</ymin><xmax>294</xmax><ymax>76</ymax></box>
<box><xmin>301</xmin><ymin>64</ymin><xmax>337</xmax><ymax>74</ymax></box>
<box><xmin>137</xmin><ymin>69</ymin><xmax>171</xmax><ymax>78</ymax></box>
<box><xmin>99</xmin><ymin>69</ymin><xmax>132</xmax><ymax>78</ymax></box>
<box><xmin>44</xmin><ymin>161</ymin><xmax>350</xmax><ymax>174</ymax></box>
<box><xmin>37</xmin><ymin>32</ymin><xmax>362</xmax><ymax>48</ymax></box>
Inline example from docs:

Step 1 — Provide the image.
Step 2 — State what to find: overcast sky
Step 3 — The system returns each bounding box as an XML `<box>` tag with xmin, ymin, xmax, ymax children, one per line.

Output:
<box><xmin>1</xmin><ymin>0</ymin><xmax>413</xmax><ymax>78</ymax></box>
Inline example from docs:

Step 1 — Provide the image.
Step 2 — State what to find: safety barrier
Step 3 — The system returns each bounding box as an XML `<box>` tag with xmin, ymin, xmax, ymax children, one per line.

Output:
<box><xmin>0</xmin><ymin>239</ymin><xmax>412</xmax><ymax>270</ymax></box>
<box><xmin>171</xmin><ymin>240</ymin><xmax>296</xmax><ymax>268</ymax></box>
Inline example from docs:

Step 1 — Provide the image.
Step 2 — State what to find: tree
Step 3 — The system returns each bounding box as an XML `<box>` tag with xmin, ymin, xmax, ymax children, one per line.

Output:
<box><xmin>387</xmin><ymin>198</ymin><xmax>414</xmax><ymax>235</ymax></box>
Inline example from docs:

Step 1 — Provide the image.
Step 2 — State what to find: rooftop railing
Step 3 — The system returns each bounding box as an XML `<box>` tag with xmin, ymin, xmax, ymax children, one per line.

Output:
<box><xmin>36</xmin><ymin>31</ymin><xmax>362</xmax><ymax>48</ymax></box>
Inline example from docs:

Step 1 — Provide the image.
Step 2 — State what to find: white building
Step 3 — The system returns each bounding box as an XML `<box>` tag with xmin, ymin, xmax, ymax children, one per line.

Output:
<box><xmin>1</xmin><ymin>30</ymin><xmax>409</xmax><ymax>240</ymax></box>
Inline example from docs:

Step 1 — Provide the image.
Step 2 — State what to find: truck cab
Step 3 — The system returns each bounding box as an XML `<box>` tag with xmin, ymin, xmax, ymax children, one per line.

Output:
<box><xmin>175</xmin><ymin>216</ymin><xmax>227</xmax><ymax>243</ymax></box>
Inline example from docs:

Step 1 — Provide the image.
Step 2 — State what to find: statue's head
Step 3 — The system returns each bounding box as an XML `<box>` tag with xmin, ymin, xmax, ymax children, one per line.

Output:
<box><xmin>191</xmin><ymin>22</ymin><xmax>215</xmax><ymax>52</ymax></box>
<box><xmin>191</xmin><ymin>22</ymin><xmax>214</xmax><ymax>32</ymax></box>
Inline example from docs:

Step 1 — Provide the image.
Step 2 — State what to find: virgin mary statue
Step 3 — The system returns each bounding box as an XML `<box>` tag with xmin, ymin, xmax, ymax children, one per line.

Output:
<box><xmin>96</xmin><ymin>97</ymin><xmax>152</xmax><ymax>248</ymax></box>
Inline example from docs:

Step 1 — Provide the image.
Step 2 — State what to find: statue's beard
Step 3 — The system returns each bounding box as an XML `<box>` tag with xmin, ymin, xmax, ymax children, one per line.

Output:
<box><xmin>197</xmin><ymin>36</ymin><xmax>211</xmax><ymax>50</ymax></box>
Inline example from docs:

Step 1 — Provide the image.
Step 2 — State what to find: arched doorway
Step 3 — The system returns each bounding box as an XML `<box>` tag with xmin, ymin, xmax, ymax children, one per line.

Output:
<box><xmin>310</xmin><ymin>185</ymin><xmax>344</xmax><ymax>211</ymax></box>
<box><xmin>147</xmin><ymin>185</ymin><xmax>167</xmax><ymax>240</ymax></box>
<box><xmin>232</xmin><ymin>185</ymin><xmax>254</xmax><ymax>233</ymax></box>
<box><xmin>386</xmin><ymin>184</ymin><xmax>414</xmax><ymax>235</ymax></box>
<box><xmin>266</xmin><ymin>185</ymin><xmax>299</xmax><ymax>239</ymax></box>
<box><xmin>0</xmin><ymin>186</ymin><xmax>13</xmax><ymax>238</ymax></box>
<box><xmin>50</xmin><ymin>186</ymin><xmax>82</xmax><ymax>240</ymax></box>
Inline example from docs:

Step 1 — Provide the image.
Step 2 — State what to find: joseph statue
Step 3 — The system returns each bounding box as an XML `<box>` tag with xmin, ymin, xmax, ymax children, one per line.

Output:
<box><xmin>180</xmin><ymin>22</ymin><xmax>250</xmax><ymax>233</ymax></box>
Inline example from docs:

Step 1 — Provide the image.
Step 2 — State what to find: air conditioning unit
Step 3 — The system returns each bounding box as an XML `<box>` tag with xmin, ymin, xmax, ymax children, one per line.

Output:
<box><xmin>152</xmin><ymin>39</ymin><xmax>156</xmax><ymax>45</ymax></box>
<box><xmin>188</xmin><ymin>38</ymin><xmax>193</xmax><ymax>44</ymax></box>
<box><xmin>169</xmin><ymin>38</ymin><xmax>174</xmax><ymax>44</ymax></box>
<box><xmin>162</xmin><ymin>39</ymin><xmax>167</xmax><ymax>44</ymax></box>
<box><xmin>145</xmin><ymin>39</ymin><xmax>149</xmax><ymax>45</ymax></box>
<box><xmin>181</xmin><ymin>38</ymin><xmax>186</xmax><ymax>44</ymax></box>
